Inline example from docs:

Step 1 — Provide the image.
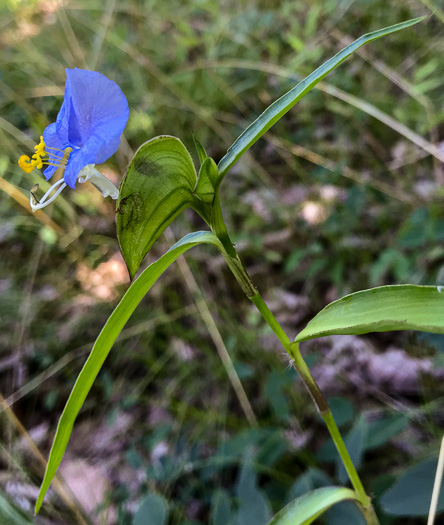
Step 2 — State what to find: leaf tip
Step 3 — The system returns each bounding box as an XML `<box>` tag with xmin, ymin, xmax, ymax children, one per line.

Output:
<box><xmin>35</xmin><ymin>493</ymin><xmax>44</xmax><ymax>514</ymax></box>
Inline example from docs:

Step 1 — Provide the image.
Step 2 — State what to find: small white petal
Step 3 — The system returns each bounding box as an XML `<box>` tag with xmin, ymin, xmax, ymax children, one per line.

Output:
<box><xmin>77</xmin><ymin>165</ymin><xmax>119</xmax><ymax>200</ymax></box>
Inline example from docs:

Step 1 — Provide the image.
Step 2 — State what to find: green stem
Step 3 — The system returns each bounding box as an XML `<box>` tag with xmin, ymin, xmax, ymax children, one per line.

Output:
<box><xmin>208</xmin><ymin>196</ymin><xmax>377</xmax><ymax>520</ymax></box>
<box><xmin>211</xmin><ymin>194</ymin><xmax>237</xmax><ymax>258</ymax></box>
<box><xmin>289</xmin><ymin>344</ymin><xmax>371</xmax><ymax>506</ymax></box>
<box><xmin>223</xmin><ymin>249</ymin><xmax>379</xmax><ymax>524</ymax></box>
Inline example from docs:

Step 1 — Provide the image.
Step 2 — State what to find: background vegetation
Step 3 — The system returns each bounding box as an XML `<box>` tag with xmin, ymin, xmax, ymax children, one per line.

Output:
<box><xmin>1</xmin><ymin>0</ymin><xmax>444</xmax><ymax>523</ymax></box>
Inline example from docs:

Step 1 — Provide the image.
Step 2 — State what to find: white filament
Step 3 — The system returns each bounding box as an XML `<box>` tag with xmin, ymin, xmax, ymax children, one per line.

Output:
<box><xmin>30</xmin><ymin>178</ymin><xmax>67</xmax><ymax>212</ymax></box>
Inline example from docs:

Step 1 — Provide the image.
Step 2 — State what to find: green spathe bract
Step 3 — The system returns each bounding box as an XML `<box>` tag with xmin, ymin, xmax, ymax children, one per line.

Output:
<box><xmin>117</xmin><ymin>136</ymin><xmax>197</xmax><ymax>279</ymax></box>
<box><xmin>294</xmin><ymin>285</ymin><xmax>444</xmax><ymax>343</ymax></box>
<box><xmin>194</xmin><ymin>156</ymin><xmax>218</xmax><ymax>204</ymax></box>
<box><xmin>35</xmin><ymin>231</ymin><xmax>222</xmax><ymax>513</ymax></box>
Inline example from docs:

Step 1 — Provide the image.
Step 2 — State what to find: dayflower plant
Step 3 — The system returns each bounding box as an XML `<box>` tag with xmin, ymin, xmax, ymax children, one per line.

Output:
<box><xmin>18</xmin><ymin>68</ymin><xmax>129</xmax><ymax>211</ymax></box>
<box><xmin>30</xmin><ymin>17</ymin><xmax>444</xmax><ymax>525</ymax></box>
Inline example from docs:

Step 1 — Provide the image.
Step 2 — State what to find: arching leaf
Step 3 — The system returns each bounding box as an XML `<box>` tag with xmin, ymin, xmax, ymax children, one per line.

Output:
<box><xmin>267</xmin><ymin>487</ymin><xmax>359</xmax><ymax>525</ymax></box>
<box><xmin>294</xmin><ymin>285</ymin><xmax>444</xmax><ymax>343</ymax></box>
<box><xmin>35</xmin><ymin>231</ymin><xmax>222</xmax><ymax>513</ymax></box>
<box><xmin>217</xmin><ymin>17</ymin><xmax>424</xmax><ymax>184</ymax></box>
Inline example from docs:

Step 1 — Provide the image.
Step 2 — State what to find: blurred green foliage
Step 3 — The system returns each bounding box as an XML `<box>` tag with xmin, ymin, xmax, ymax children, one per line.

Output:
<box><xmin>1</xmin><ymin>0</ymin><xmax>444</xmax><ymax>523</ymax></box>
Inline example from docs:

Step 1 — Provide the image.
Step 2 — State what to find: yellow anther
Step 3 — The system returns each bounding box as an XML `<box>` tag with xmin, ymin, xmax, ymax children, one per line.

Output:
<box><xmin>19</xmin><ymin>136</ymin><xmax>49</xmax><ymax>174</ymax></box>
<box><xmin>32</xmin><ymin>137</ymin><xmax>46</xmax><ymax>164</ymax></box>
<box><xmin>18</xmin><ymin>155</ymin><xmax>35</xmax><ymax>174</ymax></box>
<box><xmin>34</xmin><ymin>136</ymin><xmax>46</xmax><ymax>155</ymax></box>
<box><xmin>18</xmin><ymin>137</ymin><xmax>71</xmax><ymax>174</ymax></box>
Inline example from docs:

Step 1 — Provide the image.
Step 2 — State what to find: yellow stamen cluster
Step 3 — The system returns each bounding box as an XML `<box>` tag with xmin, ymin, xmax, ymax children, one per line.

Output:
<box><xmin>18</xmin><ymin>136</ymin><xmax>46</xmax><ymax>173</ymax></box>
<box><xmin>18</xmin><ymin>136</ymin><xmax>67</xmax><ymax>174</ymax></box>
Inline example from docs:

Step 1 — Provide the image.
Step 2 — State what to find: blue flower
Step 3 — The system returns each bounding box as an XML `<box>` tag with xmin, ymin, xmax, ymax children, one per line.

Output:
<box><xmin>19</xmin><ymin>68</ymin><xmax>129</xmax><ymax>211</ymax></box>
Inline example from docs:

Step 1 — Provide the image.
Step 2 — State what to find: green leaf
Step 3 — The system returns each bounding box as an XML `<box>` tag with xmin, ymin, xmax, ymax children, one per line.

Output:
<box><xmin>326</xmin><ymin>501</ymin><xmax>366</xmax><ymax>525</ymax></box>
<box><xmin>35</xmin><ymin>231</ymin><xmax>222</xmax><ymax>513</ymax></box>
<box><xmin>211</xmin><ymin>490</ymin><xmax>234</xmax><ymax>525</ymax></box>
<box><xmin>380</xmin><ymin>457</ymin><xmax>444</xmax><ymax>516</ymax></box>
<box><xmin>217</xmin><ymin>17</ymin><xmax>424</xmax><ymax>182</ymax></box>
<box><xmin>117</xmin><ymin>135</ymin><xmax>197</xmax><ymax>279</ymax></box>
<box><xmin>266</xmin><ymin>487</ymin><xmax>359</xmax><ymax>525</ymax></box>
<box><xmin>365</xmin><ymin>414</ymin><xmax>408</xmax><ymax>450</ymax></box>
<box><xmin>294</xmin><ymin>285</ymin><xmax>444</xmax><ymax>343</ymax></box>
<box><xmin>235</xmin><ymin>449</ymin><xmax>272</xmax><ymax>525</ymax></box>
<box><xmin>235</xmin><ymin>453</ymin><xmax>272</xmax><ymax>525</ymax></box>
<box><xmin>236</xmin><ymin>489</ymin><xmax>272</xmax><ymax>525</ymax></box>
<box><xmin>328</xmin><ymin>397</ymin><xmax>355</xmax><ymax>427</ymax></box>
<box><xmin>264</xmin><ymin>370</ymin><xmax>290</xmax><ymax>421</ymax></box>
<box><xmin>133</xmin><ymin>492</ymin><xmax>169</xmax><ymax>525</ymax></box>
<box><xmin>0</xmin><ymin>493</ymin><xmax>33</xmax><ymax>525</ymax></box>
<box><xmin>194</xmin><ymin>157</ymin><xmax>218</xmax><ymax>204</ymax></box>
<box><xmin>287</xmin><ymin>468</ymin><xmax>332</xmax><ymax>501</ymax></box>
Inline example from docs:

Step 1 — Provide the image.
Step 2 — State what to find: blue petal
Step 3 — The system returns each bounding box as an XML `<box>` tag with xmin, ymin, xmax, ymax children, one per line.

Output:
<box><xmin>43</xmin><ymin>164</ymin><xmax>59</xmax><ymax>180</ymax></box>
<box><xmin>42</xmin><ymin>68</ymin><xmax>129</xmax><ymax>185</ymax></box>
<box><xmin>42</xmin><ymin>123</ymin><xmax>66</xmax><ymax>180</ymax></box>
<box><xmin>60</xmin><ymin>68</ymin><xmax>128</xmax><ymax>152</ymax></box>
<box><xmin>62</xmin><ymin>149</ymin><xmax>84</xmax><ymax>188</ymax></box>
<box><xmin>63</xmin><ymin>135</ymin><xmax>105</xmax><ymax>188</ymax></box>
<box><xmin>43</xmin><ymin>122</ymin><xmax>64</xmax><ymax>150</ymax></box>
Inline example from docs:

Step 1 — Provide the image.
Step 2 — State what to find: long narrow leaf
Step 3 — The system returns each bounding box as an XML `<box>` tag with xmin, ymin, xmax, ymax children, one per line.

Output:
<box><xmin>294</xmin><ymin>285</ymin><xmax>444</xmax><ymax>344</ymax></box>
<box><xmin>266</xmin><ymin>486</ymin><xmax>359</xmax><ymax>525</ymax></box>
<box><xmin>35</xmin><ymin>231</ymin><xmax>222</xmax><ymax>513</ymax></box>
<box><xmin>217</xmin><ymin>17</ymin><xmax>424</xmax><ymax>181</ymax></box>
